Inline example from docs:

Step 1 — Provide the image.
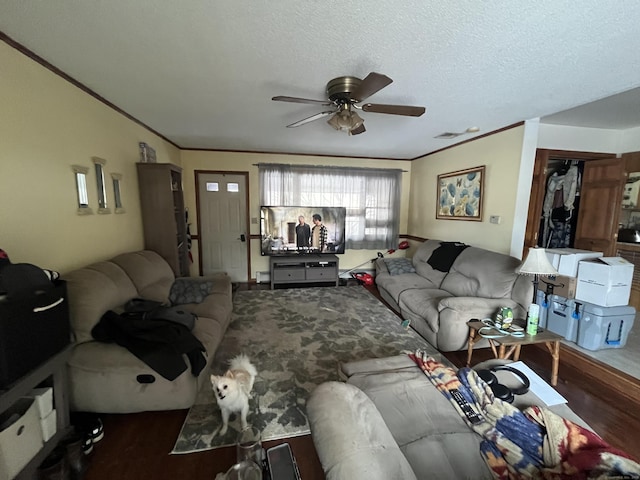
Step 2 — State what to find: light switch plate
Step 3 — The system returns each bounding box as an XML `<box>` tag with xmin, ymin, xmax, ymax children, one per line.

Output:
<box><xmin>489</xmin><ymin>215</ymin><xmax>501</xmax><ymax>224</ymax></box>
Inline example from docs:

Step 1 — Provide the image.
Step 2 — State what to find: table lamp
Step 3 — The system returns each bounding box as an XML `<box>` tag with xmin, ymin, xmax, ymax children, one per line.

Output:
<box><xmin>516</xmin><ymin>247</ymin><xmax>559</xmax><ymax>303</ymax></box>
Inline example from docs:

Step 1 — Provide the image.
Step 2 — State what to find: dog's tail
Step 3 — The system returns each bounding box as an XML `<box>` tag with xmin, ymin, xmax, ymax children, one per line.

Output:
<box><xmin>229</xmin><ymin>353</ymin><xmax>257</xmax><ymax>379</ymax></box>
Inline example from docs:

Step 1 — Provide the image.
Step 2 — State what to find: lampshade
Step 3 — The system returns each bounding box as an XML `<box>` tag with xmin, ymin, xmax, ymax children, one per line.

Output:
<box><xmin>327</xmin><ymin>105</ymin><xmax>364</xmax><ymax>133</ymax></box>
<box><xmin>516</xmin><ymin>247</ymin><xmax>558</xmax><ymax>276</ymax></box>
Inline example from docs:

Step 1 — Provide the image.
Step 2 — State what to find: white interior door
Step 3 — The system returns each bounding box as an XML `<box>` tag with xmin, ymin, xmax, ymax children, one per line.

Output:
<box><xmin>198</xmin><ymin>173</ymin><xmax>249</xmax><ymax>282</ymax></box>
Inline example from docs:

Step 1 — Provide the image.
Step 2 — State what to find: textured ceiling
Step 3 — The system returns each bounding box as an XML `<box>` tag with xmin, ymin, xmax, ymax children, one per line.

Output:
<box><xmin>2</xmin><ymin>1</ymin><xmax>640</xmax><ymax>159</ymax></box>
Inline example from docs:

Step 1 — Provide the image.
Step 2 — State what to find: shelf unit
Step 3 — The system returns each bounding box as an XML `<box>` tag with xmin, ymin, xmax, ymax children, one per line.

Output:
<box><xmin>137</xmin><ymin>163</ymin><xmax>190</xmax><ymax>277</ymax></box>
<box><xmin>0</xmin><ymin>346</ymin><xmax>72</xmax><ymax>480</ymax></box>
<box><xmin>270</xmin><ymin>255</ymin><xmax>339</xmax><ymax>289</ymax></box>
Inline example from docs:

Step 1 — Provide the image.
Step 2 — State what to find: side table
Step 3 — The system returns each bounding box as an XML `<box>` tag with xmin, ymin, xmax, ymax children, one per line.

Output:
<box><xmin>466</xmin><ymin>319</ymin><xmax>562</xmax><ymax>386</ymax></box>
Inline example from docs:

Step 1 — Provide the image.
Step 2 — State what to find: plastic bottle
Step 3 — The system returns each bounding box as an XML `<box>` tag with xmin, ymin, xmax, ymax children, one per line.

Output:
<box><xmin>526</xmin><ymin>304</ymin><xmax>540</xmax><ymax>336</ymax></box>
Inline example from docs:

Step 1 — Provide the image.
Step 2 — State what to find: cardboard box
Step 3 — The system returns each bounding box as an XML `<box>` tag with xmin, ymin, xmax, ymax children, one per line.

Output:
<box><xmin>540</xmin><ymin>274</ymin><xmax>578</xmax><ymax>299</ymax></box>
<box><xmin>0</xmin><ymin>398</ymin><xmax>44</xmax><ymax>480</ymax></box>
<box><xmin>545</xmin><ymin>248</ymin><xmax>603</xmax><ymax>277</ymax></box>
<box><xmin>576</xmin><ymin>257</ymin><xmax>634</xmax><ymax>307</ymax></box>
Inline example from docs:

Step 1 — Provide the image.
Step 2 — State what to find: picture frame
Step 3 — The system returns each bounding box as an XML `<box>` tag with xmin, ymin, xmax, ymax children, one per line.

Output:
<box><xmin>436</xmin><ymin>166</ymin><xmax>485</xmax><ymax>221</ymax></box>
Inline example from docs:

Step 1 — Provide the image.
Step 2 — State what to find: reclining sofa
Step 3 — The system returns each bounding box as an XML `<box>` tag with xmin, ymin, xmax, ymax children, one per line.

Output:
<box><xmin>62</xmin><ymin>250</ymin><xmax>233</xmax><ymax>413</ymax></box>
<box><xmin>375</xmin><ymin>239</ymin><xmax>532</xmax><ymax>351</ymax></box>
<box><xmin>308</xmin><ymin>355</ymin><xmax>594</xmax><ymax>480</ymax></box>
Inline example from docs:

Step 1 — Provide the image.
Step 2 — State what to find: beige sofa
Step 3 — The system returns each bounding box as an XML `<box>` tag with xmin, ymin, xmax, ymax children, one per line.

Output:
<box><xmin>375</xmin><ymin>239</ymin><xmax>532</xmax><ymax>351</ymax></box>
<box><xmin>62</xmin><ymin>250</ymin><xmax>233</xmax><ymax>413</ymax></box>
<box><xmin>308</xmin><ymin>356</ymin><xmax>593</xmax><ymax>480</ymax></box>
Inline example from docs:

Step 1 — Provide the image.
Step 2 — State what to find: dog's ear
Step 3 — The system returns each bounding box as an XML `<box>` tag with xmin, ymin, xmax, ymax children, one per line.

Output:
<box><xmin>210</xmin><ymin>374</ymin><xmax>218</xmax><ymax>384</ymax></box>
<box><xmin>224</xmin><ymin>370</ymin><xmax>235</xmax><ymax>379</ymax></box>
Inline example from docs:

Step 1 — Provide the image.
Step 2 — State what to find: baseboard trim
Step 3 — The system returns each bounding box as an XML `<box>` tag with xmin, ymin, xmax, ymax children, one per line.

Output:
<box><xmin>535</xmin><ymin>343</ymin><xmax>640</xmax><ymax>403</ymax></box>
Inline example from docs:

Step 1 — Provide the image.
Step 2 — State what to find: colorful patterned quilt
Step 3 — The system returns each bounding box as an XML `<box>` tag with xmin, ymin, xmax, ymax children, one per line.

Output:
<box><xmin>409</xmin><ymin>353</ymin><xmax>640</xmax><ymax>479</ymax></box>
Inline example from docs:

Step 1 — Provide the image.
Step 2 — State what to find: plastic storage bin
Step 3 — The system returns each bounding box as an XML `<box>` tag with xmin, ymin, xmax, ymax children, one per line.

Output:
<box><xmin>576</xmin><ymin>303</ymin><xmax>636</xmax><ymax>351</ymax></box>
<box><xmin>535</xmin><ymin>289</ymin><xmax>550</xmax><ymax>329</ymax></box>
<box><xmin>545</xmin><ymin>295</ymin><xmax>582</xmax><ymax>342</ymax></box>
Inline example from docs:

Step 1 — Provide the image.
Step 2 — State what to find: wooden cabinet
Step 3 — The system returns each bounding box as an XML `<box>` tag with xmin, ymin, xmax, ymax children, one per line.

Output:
<box><xmin>137</xmin><ymin>163</ymin><xmax>190</xmax><ymax>277</ymax></box>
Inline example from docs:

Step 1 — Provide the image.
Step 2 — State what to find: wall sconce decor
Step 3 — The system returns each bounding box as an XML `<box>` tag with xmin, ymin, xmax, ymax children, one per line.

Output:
<box><xmin>111</xmin><ymin>173</ymin><xmax>125</xmax><ymax>213</ymax></box>
<box><xmin>92</xmin><ymin>157</ymin><xmax>111</xmax><ymax>214</ymax></box>
<box><xmin>71</xmin><ymin>165</ymin><xmax>93</xmax><ymax>215</ymax></box>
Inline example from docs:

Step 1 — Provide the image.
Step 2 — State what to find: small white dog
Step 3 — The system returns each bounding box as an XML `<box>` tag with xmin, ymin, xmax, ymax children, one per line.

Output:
<box><xmin>210</xmin><ymin>354</ymin><xmax>257</xmax><ymax>435</ymax></box>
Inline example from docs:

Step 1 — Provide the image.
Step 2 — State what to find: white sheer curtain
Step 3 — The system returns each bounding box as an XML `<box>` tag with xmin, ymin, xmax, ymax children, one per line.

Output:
<box><xmin>259</xmin><ymin>163</ymin><xmax>401</xmax><ymax>249</ymax></box>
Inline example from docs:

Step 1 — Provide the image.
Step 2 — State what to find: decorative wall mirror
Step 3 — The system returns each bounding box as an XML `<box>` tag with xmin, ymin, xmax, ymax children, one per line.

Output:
<box><xmin>92</xmin><ymin>157</ymin><xmax>111</xmax><ymax>214</ymax></box>
<box><xmin>111</xmin><ymin>173</ymin><xmax>125</xmax><ymax>213</ymax></box>
<box><xmin>71</xmin><ymin>165</ymin><xmax>93</xmax><ymax>215</ymax></box>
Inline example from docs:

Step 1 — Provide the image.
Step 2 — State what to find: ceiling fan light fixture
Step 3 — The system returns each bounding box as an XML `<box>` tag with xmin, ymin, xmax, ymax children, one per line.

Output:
<box><xmin>327</xmin><ymin>105</ymin><xmax>364</xmax><ymax>133</ymax></box>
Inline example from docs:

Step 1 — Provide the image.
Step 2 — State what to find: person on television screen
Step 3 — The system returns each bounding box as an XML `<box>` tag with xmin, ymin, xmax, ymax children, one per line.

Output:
<box><xmin>295</xmin><ymin>215</ymin><xmax>311</xmax><ymax>250</ymax></box>
<box><xmin>311</xmin><ymin>214</ymin><xmax>328</xmax><ymax>252</ymax></box>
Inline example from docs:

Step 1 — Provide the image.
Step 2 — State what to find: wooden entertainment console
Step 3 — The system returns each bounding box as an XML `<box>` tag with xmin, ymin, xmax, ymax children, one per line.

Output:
<box><xmin>269</xmin><ymin>254</ymin><xmax>339</xmax><ymax>289</ymax></box>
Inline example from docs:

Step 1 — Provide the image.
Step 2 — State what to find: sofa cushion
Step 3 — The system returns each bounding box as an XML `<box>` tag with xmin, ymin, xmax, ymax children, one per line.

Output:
<box><xmin>64</xmin><ymin>261</ymin><xmax>139</xmax><ymax>343</ymax></box>
<box><xmin>375</xmin><ymin>273</ymin><xmax>439</xmax><ymax>305</ymax></box>
<box><xmin>398</xmin><ymin>288</ymin><xmax>452</xmax><ymax>334</ymax></box>
<box><xmin>411</xmin><ymin>239</ymin><xmax>449</xmax><ymax>287</ymax></box>
<box><xmin>111</xmin><ymin>250</ymin><xmax>174</xmax><ymax>303</ymax></box>
<box><xmin>384</xmin><ymin>257</ymin><xmax>416</xmax><ymax>275</ymax></box>
<box><xmin>440</xmin><ymin>246</ymin><xmax>521</xmax><ymax>299</ymax></box>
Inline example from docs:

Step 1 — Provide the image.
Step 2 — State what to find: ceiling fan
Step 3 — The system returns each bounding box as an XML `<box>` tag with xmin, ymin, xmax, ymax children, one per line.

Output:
<box><xmin>272</xmin><ymin>72</ymin><xmax>426</xmax><ymax>136</ymax></box>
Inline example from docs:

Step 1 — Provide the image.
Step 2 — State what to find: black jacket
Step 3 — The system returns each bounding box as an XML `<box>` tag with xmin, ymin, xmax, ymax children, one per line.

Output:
<box><xmin>92</xmin><ymin>310</ymin><xmax>206</xmax><ymax>381</ymax></box>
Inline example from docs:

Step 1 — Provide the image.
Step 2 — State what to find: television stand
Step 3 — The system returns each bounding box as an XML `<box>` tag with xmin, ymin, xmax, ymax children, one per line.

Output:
<box><xmin>270</xmin><ymin>255</ymin><xmax>339</xmax><ymax>289</ymax></box>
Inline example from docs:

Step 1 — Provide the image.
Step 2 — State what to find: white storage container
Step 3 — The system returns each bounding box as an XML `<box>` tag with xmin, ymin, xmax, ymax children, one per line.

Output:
<box><xmin>40</xmin><ymin>409</ymin><xmax>57</xmax><ymax>442</ymax></box>
<box><xmin>31</xmin><ymin>387</ymin><xmax>53</xmax><ymax>419</ymax></box>
<box><xmin>577</xmin><ymin>303</ymin><xmax>636</xmax><ymax>351</ymax></box>
<box><xmin>0</xmin><ymin>397</ymin><xmax>44</xmax><ymax>480</ymax></box>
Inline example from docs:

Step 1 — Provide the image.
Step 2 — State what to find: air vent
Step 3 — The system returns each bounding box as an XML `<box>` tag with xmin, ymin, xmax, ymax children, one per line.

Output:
<box><xmin>434</xmin><ymin>132</ymin><xmax>461</xmax><ymax>139</ymax></box>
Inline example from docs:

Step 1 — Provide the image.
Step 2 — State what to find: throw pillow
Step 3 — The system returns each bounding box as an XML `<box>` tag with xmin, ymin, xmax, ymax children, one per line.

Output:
<box><xmin>384</xmin><ymin>257</ymin><xmax>416</xmax><ymax>275</ymax></box>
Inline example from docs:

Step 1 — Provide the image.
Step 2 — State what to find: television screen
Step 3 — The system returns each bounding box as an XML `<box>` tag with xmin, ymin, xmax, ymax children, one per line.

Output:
<box><xmin>260</xmin><ymin>206</ymin><xmax>346</xmax><ymax>255</ymax></box>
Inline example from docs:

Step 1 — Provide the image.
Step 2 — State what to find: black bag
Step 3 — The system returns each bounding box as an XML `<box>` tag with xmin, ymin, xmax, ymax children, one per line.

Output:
<box><xmin>124</xmin><ymin>298</ymin><xmax>196</xmax><ymax>331</ymax></box>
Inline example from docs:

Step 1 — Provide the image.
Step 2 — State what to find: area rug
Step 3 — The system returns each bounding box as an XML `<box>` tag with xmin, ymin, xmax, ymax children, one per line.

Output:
<box><xmin>171</xmin><ymin>285</ymin><xmax>435</xmax><ymax>454</ymax></box>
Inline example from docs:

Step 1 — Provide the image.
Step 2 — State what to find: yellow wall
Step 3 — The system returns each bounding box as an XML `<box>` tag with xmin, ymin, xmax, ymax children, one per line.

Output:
<box><xmin>0</xmin><ymin>41</ymin><xmax>180</xmax><ymax>273</ymax></box>
<box><xmin>408</xmin><ymin>126</ymin><xmax>525</xmax><ymax>254</ymax></box>
<box><xmin>180</xmin><ymin>151</ymin><xmax>412</xmax><ymax>278</ymax></box>
<box><xmin>1</xmin><ymin>38</ymin><xmax>528</xmax><ymax>276</ymax></box>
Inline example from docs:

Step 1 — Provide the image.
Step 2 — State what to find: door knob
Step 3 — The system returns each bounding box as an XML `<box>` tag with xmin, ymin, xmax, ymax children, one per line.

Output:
<box><xmin>240</xmin><ymin>234</ymin><xmax>246</xmax><ymax>242</ymax></box>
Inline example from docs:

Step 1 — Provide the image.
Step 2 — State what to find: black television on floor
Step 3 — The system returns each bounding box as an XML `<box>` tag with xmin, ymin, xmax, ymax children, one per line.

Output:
<box><xmin>260</xmin><ymin>206</ymin><xmax>346</xmax><ymax>255</ymax></box>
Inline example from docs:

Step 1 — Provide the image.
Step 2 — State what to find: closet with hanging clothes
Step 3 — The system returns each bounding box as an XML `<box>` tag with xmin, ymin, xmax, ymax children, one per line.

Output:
<box><xmin>538</xmin><ymin>159</ymin><xmax>584</xmax><ymax>248</ymax></box>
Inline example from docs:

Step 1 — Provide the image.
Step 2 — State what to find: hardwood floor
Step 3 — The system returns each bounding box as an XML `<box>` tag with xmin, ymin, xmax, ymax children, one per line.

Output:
<box><xmin>79</xmin><ymin>283</ymin><xmax>640</xmax><ymax>480</ymax></box>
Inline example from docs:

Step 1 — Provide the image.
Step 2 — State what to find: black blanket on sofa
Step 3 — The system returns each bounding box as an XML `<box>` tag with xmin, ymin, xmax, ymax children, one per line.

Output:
<box><xmin>427</xmin><ymin>242</ymin><xmax>469</xmax><ymax>272</ymax></box>
<box><xmin>92</xmin><ymin>311</ymin><xmax>206</xmax><ymax>381</ymax></box>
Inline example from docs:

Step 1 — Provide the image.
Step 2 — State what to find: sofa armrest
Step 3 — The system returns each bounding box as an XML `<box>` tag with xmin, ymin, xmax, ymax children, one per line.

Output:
<box><xmin>436</xmin><ymin>297</ymin><xmax>524</xmax><ymax>351</ymax></box>
<box><xmin>308</xmin><ymin>382</ymin><xmax>417</xmax><ymax>480</ymax></box>
<box><xmin>374</xmin><ymin>257</ymin><xmax>390</xmax><ymax>275</ymax></box>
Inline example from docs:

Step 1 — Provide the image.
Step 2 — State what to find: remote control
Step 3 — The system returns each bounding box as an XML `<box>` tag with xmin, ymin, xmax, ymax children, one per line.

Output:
<box><xmin>449</xmin><ymin>389</ymin><xmax>484</xmax><ymax>425</ymax></box>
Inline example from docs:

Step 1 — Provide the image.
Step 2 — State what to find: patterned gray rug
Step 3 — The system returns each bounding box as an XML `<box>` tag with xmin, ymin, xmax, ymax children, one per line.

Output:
<box><xmin>171</xmin><ymin>285</ymin><xmax>435</xmax><ymax>454</ymax></box>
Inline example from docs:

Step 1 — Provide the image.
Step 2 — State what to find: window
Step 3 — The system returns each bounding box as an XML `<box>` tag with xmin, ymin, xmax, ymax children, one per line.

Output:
<box><xmin>259</xmin><ymin>163</ymin><xmax>401</xmax><ymax>249</ymax></box>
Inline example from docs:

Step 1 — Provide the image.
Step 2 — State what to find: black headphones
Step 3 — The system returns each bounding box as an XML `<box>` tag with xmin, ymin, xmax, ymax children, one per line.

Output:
<box><xmin>476</xmin><ymin>366</ymin><xmax>530</xmax><ymax>404</ymax></box>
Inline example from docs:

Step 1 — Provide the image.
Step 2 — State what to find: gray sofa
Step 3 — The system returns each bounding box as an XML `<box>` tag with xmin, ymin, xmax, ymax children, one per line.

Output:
<box><xmin>308</xmin><ymin>355</ymin><xmax>590</xmax><ymax>480</ymax></box>
<box><xmin>375</xmin><ymin>239</ymin><xmax>532</xmax><ymax>351</ymax></box>
<box><xmin>62</xmin><ymin>250</ymin><xmax>233</xmax><ymax>413</ymax></box>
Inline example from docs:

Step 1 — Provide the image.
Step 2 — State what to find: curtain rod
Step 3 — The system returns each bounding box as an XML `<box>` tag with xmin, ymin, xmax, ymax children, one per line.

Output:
<box><xmin>253</xmin><ymin>163</ymin><xmax>407</xmax><ymax>173</ymax></box>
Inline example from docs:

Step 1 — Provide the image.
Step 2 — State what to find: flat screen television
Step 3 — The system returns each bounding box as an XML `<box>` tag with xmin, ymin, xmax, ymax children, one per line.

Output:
<box><xmin>260</xmin><ymin>206</ymin><xmax>346</xmax><ymax>255</ymax></box>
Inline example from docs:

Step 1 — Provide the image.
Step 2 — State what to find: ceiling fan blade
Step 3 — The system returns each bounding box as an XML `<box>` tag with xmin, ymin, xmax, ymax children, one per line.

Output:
<box><xmin>351</xmin><ymin>72</ymin><xmax>393</xmax><ymax>101</ymax></box>
<box><xmin>350</xmin><ymin>124</ymin><xmax>366</xmax><ymax>135</ymax></box>
<box><xmin>286</xmin><ymin>110</ymin><xmax>336</xmax><ymax>128</ymax></box>
<box><xmin>272</xmin><ymin>95</ymin><xmax>333</xmax><ymax>106</ymax></box>
<box><xmin>362</xmin><ymin>103</ymin><xmax>426</xmax><ymax>117</ymax></box>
